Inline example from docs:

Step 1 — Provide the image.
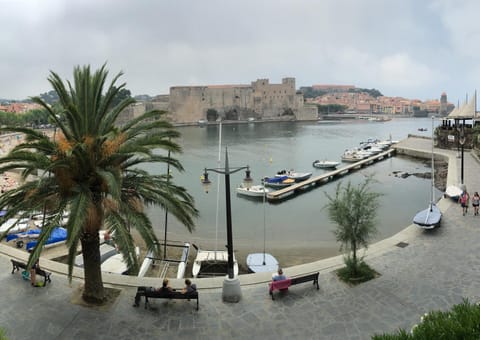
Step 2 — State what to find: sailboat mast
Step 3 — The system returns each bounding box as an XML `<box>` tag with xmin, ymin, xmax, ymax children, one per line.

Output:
<box><xmin>163</xmin><ymin>149</ymin><xmax>171</xmax><ymax>259</ymax></box>
<box><xmin>431</xmin><ymin>116</ymin><xmax>435</xmax><ymax>208</ymax></box>
<box><xmin>263</xmin><ymin>187</ymin><xmax>266</xmax><ymax>265</ymax></box>
<box><xmin>214</xmin><ymin>121</ymin><xmax>222</xmax><ymax>259</ymax></box>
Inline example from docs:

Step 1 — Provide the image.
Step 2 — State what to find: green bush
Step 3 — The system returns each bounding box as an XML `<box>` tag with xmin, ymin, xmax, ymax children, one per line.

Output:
<box><xmin>0</xmin><ymin>327</ymin><xmax>8</xmax><ymax>340</ymax></box>
<box><xmin>372</xmin><ymin>299</ymin><xmax>480</xmax><ymax>339</ymax></box>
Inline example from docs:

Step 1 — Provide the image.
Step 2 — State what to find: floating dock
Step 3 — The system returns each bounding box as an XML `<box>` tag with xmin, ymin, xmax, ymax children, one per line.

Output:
<box><xmin>266</xmin><ymin>148</ymin><xmax>396</xmax><ymax>201</ymax></box>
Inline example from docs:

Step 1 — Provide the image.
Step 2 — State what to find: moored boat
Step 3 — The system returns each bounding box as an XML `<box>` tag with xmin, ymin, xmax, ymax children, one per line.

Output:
<box><xmin>263</xmin><ymin>176</ymin><xmax>295</xmax><ymax>188</ymax></box>
<box><xmin>236</xmin><ymin>184</ymin><xmax>269</xmax><ymax>198</ymax></box>
<box><xmin>275</xmin><ymin>169</ymin><xmax>312</xmax><ymax>182</ymax></box>
<box><xmin>312</xmin><ymin>160</ymin><xmax>340</xmax><ymax>169</ymax></box>
<box><xmin>192</xmin><ymin>244</ymin><xmax>239</xmax><ymax>278</ymax></box>
<box><xmin>246</xmin><ymin>253</ymin><xmax>279</xmax><ymax>273</ymax></box>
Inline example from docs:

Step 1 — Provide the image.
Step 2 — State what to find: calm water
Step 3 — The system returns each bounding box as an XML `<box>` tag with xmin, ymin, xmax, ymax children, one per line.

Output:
<box><xmin>144</xmin><ymin>117</ymin><xmax>440</xmax><ymax>265</ymax></box>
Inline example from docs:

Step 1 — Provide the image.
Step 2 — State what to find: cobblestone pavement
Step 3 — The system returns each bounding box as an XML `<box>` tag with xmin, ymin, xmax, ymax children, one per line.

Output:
<box><xmin>1</xmin><ymin>141</ymin><xmax>479</xmax><ymax>340</ymax></box>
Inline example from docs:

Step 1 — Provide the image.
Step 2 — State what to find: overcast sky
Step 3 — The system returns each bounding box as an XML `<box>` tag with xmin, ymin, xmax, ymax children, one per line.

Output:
<box><xmin>1</xmin><ymin>0</ymin><xmax>478</xmax><ymax>105</ymax></box>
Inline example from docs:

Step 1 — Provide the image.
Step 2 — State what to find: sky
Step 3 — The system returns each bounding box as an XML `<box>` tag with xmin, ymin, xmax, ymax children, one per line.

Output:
<box><xmin>1</xmin><ymin>0</ymin><xmax>479</xmax><ymax>105</ymax></box>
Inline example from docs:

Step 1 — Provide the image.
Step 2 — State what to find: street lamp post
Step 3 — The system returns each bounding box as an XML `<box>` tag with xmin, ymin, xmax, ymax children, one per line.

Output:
<box><xmin>459</xmin><ymin>124</ymin><xmax>466</xmax><ymax>187</ymax></box>
<box><xmin>201</xmin><ymin>146</ymin><xmax>253</xmax><ymax>302</ymax></box>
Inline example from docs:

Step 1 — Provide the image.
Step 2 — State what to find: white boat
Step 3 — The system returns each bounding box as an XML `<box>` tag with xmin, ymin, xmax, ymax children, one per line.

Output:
<box><xmin>236</xmin><ymin>184</ymin><xmax>269</xmax><ymax>198</ymax></box>
<box><xmin>413</xmin><ymin>116</ymin><xmax>442</xmax><ymax>229</ymax></box>
<box><xmin>413</xmin><ymin>203</ymin><xmax>442</xmax><ymax>229</ymax></box>
<box><xmin>445</xmin><ymin>185</ymin><xmax>462</xmax><ymax>200</ymax></box>
<box><xmin>101</xmin><ymin>247</ymin><xmax>139</xmax><ymax>275</ymax></box>
<box><xmin>75</xmin><ymin>242</ymin><xmax>117</xmax><ymax>268</ymax></box>
<box><xmin>312</xmin><ymin>160</ymin><xmax>340</xmax><ymax>169</ymax></box>
<box><xmin>275</xmin><ymin>169</ymin><xmax>312</xmax><ymax>182</ymax></box>
<box><xmin>0</xmin><ymin>218</ymin><xmax>29</xmax><ymax>234</ymax></box>
<box><xmin>176</xmin><ymin>242</ymin><xmax>190</xmax><ymax>279</ymax></box>
<box><xmin>137</xmin><ymin>249</ymin><xmax>154</xmax><ymax>277</ymax></box>
<box><xmin>341</xmin><ymin>149</ymin><xmax>367</xmax><ymax>162</ymax></box>
<box><xmin>246</xmin><ymin>253</ymin><xmax>279</xmax><ymax>273</ymax></box>
<box><xmin>101</xmin><ymin>253</ymin><xmax>128</xmax><ymax>275</ymax></box>
<box><xmin>192</xmin><ymin>245</ymin><xmax>239</xmax><ymax>278</ymax></box>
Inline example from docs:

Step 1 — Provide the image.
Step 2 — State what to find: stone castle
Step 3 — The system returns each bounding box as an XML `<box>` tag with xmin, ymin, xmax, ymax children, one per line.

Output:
<box><xmin>117</xmin><ymin>78</ymin><xmax>317</xmax><ymax>125</ymax></box>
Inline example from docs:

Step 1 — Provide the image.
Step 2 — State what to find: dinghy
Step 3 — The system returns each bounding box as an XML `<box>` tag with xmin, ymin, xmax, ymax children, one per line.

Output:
<box><xmin>413</xmin><ymin>117</ymin><xmax>442</xmax><ymax>229</ymax></box>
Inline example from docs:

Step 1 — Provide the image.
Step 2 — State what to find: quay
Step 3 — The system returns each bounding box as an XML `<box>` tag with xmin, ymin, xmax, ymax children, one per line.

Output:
<box><xmin>1</xmin><ymin>136</ymin><xmax>479</xmax><ymax>339</ymax></box>
<box><xmin>267</xmin><ymin>148</ymin><xmax>396</xmax><ymax>201</ymax></box>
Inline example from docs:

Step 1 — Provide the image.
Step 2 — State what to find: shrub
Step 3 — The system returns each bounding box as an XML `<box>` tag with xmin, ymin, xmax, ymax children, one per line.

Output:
<box><xmin>372</xmin><ymin>299</ymin><xmax>480</xmax><ymax>339</ymax></box>
<box><xmin>337</xmin><ymin>257</ymin><xmax>377</xmax><ymax>285</ymax></box>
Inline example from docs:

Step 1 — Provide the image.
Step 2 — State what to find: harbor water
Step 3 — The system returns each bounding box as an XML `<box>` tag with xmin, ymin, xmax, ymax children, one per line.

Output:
<box><xmin>144</xmin><ymin>117</ymin><xmax>441</xmax><ymax>267</ymax></box>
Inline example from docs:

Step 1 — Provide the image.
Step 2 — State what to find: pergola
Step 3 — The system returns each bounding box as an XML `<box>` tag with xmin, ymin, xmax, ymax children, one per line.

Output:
<box><xmin>444</xmin><ymin>95</ymin><xmax>477</xmax><ymax>186</ymax></box>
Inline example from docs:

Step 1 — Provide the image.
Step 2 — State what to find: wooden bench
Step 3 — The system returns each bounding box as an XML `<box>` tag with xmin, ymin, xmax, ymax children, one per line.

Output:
<box><xmin>10</xmin><ymin>259</ymin><xmax>52</xmax><ymax>286</ymax></box>
<box><xmin>133</xmin><ymin>286</ymin><xmax>199</xmax><ymax>310</ymax></box>
<box><xmin>269</xmin><ymin>272</ymin><xmax>319</xmax><ymax>300</ymax></box>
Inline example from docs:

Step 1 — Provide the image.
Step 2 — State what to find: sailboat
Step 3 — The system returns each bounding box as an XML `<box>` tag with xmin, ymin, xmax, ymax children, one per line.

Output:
<box><xmin>192</xmin><ymin>120</ymin><xmax>239</xmax><ymax>278</ymax></box>
<box><xmin>246</xmin><ymin>186</ymin><xmax>279</xmax><ymax>273</ymax></box>
<box><xmin>137</xmin><ymin>148</ymin><xmax>190</xmax><ymax>278</ymax></box>
<box><xmin>413</xmin><ymin>116</ymin><xmax>442</xmax><ymax>229</ymax></box>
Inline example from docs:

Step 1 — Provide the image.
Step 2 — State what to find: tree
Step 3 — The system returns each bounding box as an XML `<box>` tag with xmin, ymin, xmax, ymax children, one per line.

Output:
<box><xmin>0</xmin><ymin>64</ymin><xmax>198</xmax><ymax>303</ymax></box>
<box><xmin>325</xmin><ymin>178</ymin><xmax>381</xmax><ymax>278</ymax></box>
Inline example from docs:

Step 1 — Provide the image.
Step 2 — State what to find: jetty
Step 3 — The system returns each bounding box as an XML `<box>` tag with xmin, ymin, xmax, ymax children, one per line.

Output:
<box><xmin>266</xmin><ymin>148</ymin><xmax>396</xmax><ymax>201</ymax></box>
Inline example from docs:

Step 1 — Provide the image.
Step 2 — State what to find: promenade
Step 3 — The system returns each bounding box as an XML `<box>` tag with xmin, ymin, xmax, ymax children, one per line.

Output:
<box><xmin>1</xmin><ymin>137</ymin><xmax>479</xmax><ymax>339</ymax></box>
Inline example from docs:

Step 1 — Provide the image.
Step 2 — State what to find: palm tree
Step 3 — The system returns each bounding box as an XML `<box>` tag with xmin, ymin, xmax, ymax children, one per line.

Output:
<box><xmin>0</xmin><ymin>64</ymin><xmax>198</xmax><ymax>303</ymax></box>
<box><xmin>325</xmin><ymin>178</ymin><xmax>381</xmax><ymax>277</ymax></box>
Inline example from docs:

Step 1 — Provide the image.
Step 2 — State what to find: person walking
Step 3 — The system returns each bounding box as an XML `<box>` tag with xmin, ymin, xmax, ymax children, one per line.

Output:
<box><xmin>459</xmin><ymin>190</ymin><xmax>470</xmax><ymax>216</ymax></box>
<box><xmin>472</xmin><ymin>192</ymin><xmax>480</xmax><ymax>216</ymax></box>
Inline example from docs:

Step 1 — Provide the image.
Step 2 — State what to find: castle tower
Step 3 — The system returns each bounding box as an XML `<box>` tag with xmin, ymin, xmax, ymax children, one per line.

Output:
<box><xmin>440</xmin><ymin>92</ymin><xmax>448</xmax><ymax>116</ymax></box>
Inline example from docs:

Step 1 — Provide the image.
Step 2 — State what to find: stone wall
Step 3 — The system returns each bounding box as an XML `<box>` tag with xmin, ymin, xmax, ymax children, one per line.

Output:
<box><xmin>168</xmin><ymin>78</ymin><xmax>316</xmax><ymax>123</ymax></box>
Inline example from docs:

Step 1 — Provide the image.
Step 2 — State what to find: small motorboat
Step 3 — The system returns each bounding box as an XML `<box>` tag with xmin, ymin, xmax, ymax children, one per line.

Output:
<box><xmin>445</xmin><ymin>185</ymin><xmax>462</xmax><ymax>201</ymax></box>
<box><xmin>312</xmin><ymin>160</ymin><xmax>340</xmax><ymax>169</ymax></box>
<box><xmin>263</xmin><ymin>176</ymin><xmax>295</xmax><ymax>188</ymax></box>
<box><xmin>236</xmin><ymin>184</ymin><xmax>269</xmax><ymax>198</ymax></box>
<box><xmin>275</xmin><ymin>169</ymin><xmax>312</xmax><ymax>182</ymax></box>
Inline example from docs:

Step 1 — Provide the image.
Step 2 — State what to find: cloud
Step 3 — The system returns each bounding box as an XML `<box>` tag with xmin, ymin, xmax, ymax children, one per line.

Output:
<box><xmin>0</xmin><ymin>0</ymin><xmax>474</xmax><ymax>103</ymax></box>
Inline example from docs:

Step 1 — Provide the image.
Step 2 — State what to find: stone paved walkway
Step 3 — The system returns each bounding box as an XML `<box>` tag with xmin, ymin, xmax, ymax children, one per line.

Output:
<box><xmin>1</xmin><ymin>138</ymin><xmax>479</xmax><ymax>340</ymax></box>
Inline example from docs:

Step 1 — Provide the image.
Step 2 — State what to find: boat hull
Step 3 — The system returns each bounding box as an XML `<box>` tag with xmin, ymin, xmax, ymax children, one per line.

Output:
<box><xmin>312</xmin><ymin>160</ymin><xmax>340</xmax><ymax>169</ymax></box>
<box><xmin>246</xmin><ymin>253</ymin><xmax>279</xmax><ymax>273</ymax></box>
<box><xmin>413</xmin><ymin>204</ymin><xmax>442</xmax><ymax>229</ymax></box>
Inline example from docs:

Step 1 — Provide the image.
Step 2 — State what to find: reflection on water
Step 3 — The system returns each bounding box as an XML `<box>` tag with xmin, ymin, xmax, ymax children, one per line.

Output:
<box><xmin>144</xmin><ymin>118</ymin><xmax>440</xmax><ymax>265</ymax></box>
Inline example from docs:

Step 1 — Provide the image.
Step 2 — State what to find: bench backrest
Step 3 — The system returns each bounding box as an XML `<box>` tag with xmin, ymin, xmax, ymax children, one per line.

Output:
<box><xmin>146</xmin><ymin>289</ymin><xmax>198</xmax><ymax>299</ymax></box>
<box><xmin>291</xmin><ymin>273</ymin><xmax>318</xmax><ymax>285</ymax></box>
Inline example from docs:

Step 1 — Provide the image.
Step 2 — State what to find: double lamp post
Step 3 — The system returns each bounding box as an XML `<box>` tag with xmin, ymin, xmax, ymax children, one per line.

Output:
<box><xmin>201</xmin><ymin>146</ymin><xmax>253</xmax><ymax>302</ymax></box>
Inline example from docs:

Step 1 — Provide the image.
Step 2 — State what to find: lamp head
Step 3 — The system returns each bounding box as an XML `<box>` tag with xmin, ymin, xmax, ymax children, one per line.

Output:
<box><xmin>201</xmin><ymin>169</ymin><xmax>211</xmax><ymax>193</ymax></box>
<box><xmin>243</xmin><ymin>167</ymin><xmax>253</xmax><ymax>189</ymax></box>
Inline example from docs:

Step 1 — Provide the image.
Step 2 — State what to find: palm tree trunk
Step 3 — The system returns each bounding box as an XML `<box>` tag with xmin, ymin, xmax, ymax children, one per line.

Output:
<box><xmin>81</xmin><ymin>231</ymin><xmax>105</xmax><ymax>303</ymax></box>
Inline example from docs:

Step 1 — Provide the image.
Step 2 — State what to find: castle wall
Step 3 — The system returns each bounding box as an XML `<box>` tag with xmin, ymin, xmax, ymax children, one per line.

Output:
<box><xmin>169</xmin><ymin>77</ymin><xmax>309</xmax><ymax>123</ymax></box>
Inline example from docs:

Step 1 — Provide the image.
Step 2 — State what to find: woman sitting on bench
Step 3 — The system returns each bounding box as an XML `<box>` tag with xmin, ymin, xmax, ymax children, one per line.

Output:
<box><xmin>272</xmin><ymin>268</ymin><xmax>287</xmax><ymax>281</ymax></box>
<box><xmin>30</xmin><ymin>258</ymin><xmax>39</xmax><ymax>287</ymax></box>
